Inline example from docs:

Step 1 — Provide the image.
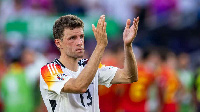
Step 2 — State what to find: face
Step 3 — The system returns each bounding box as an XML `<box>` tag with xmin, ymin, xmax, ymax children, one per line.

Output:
<box><xmin>178</xmin><ymin>53</ymin><xmax>189</xmax><ymax>68</ymax></box>
<box><xmin>55</xmin><ymin>27</ymin><xmax>84</xmax><ymax>59</ymax></box>
<box><xmin>21</xmin><ymin>49</ymin><xmax>35</xmax><ymax>66</ymax></box>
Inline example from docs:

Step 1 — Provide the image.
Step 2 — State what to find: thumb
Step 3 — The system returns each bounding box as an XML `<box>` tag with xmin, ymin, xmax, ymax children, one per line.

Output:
<box><xmin>126</xmin><ymin>19</ymin><xmax>131</xmax><ymax>28</ymax></box>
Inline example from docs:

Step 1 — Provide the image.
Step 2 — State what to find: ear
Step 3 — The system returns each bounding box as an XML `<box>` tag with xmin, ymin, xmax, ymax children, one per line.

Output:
<box><xmin>55</xmin><ymin>39</ymin><xmax>62</xmax><ymax>49</ymax></box>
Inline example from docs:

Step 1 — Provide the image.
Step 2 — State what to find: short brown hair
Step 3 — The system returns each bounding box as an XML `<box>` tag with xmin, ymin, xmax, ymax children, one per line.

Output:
<box><xmin>53</xmin><ymin>15</ymin><xmax>84</xmax><ymax>40</ymax></box>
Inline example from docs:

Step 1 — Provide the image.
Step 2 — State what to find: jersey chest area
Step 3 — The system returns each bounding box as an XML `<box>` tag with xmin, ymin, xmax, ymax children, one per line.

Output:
<box><xmin>60</xmin><ymin>81</ymin><xmax>95</xmax><ymax>109</ymax></box>
<box><xmin>63</xmin><ymin>67</ymin><xmax>96</xmax><ymax>108</ymax></box>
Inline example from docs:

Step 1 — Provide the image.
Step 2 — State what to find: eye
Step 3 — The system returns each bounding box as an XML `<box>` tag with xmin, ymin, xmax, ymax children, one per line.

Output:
<box><xmin>80</xmin><ymin>35</ymin><xmax>84</xmax><ymax>39</ymax></box>
<box><xmin>69</xmin><ymin>36</ymin><xmax>76</xmax><ymax>40</ymax></box>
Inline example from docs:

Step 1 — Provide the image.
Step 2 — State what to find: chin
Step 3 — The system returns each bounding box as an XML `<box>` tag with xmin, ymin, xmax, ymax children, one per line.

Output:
<box><xmin>76</xmin><ymin>54</ymin><xmax>84</xmax><ymax>59</ymax></box>
<box><xmin>77</xmin><ymin>56</ymin><xmax>83</xmax><ymax>58</ymax></box>
<box><xmin>77</xmin><ymin>52</ymin><xmax>84</xmax><ymax>58</ymax></box>
<box><xmin>71</xmin><ymin>52</ymin><xmax>84</xmax><ymax>59</ymax></box>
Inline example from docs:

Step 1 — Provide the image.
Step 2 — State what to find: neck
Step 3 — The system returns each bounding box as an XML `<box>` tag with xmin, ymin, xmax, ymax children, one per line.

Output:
<box><xmin>59</xmin><ymin>54</ymin><xmax>79</xmax><ymax>72</ymax></box>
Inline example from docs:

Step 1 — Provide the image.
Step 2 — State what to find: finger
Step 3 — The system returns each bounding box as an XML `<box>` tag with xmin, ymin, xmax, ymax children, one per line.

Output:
<box><xmin>100</xmin><ymin>15</ymin><xmax>105</xmax><ymax>23</ymax></box>
<box><xmin>134</xmin><ymin>19</ymin><xmax>137</xmax><ymax>28</ymax></box>
<box><xmin>100</xmin><ymin>15</ymin><xmax>105</xmax><ymax>18</ymax></box>
<box><xmin>102</xmin><ymin>16</ymin><xmax>105</xmax><ymax>26</ymax></box>
<box><xmin>134</xmin><ymin>25</ymin><xmax>137</xmax><ymax>34</ymax></box>
<box><xmin>137</xmin><ymin>16</ymin><xmax>139</xmax><ymax>22</ymax></box>
<box><xmin>103</xmin><ymin>22</ymin><xmax>107</xmax><ymax>33</ymax></box>
<box><xmin>97</xmin><ymin>15</ymin><xmax>104</xmax><ymax>29</ymax></box>
<box><xmin>133</xmin><ymin>17</ymin><xmax>139</xmax><ymax>31</ymax></box>
<box><xmin>100</xmin><ymin>19</ymin><xmax>102</xmax><ymax>30</ymax></box>
<box><xmin>137</xmin><ymin>16</ymin><xmax>140</xmax><ymax>29</ymax></box>
<box><xmin>136</xmin><ymin>16</ymin><xmax>139</xmax><ymax>26</ymax></box>
<box><xmin>125</xmin><ymin>19</ymin><xmax>131</xmax><ymax>29</ymax></box>
<box><xmin>99</xmin><ymin>15</ymin><xmax>105</xmax><ymax>25</ymax></box>
<box><xmin>97</xmin><ymin>19</ymin><xmax>101</xmax><ymax>30</ymax></box>
<box><xmin>134</xmin><ymin>18</ymin><xmax>138</xmax><ymax>29</ymax></box>
<box><xmin>134</xmin><ymin>20</ymin><xmax>137</xmax><ymax>32</ymax></box>
<box><xmin>130</xmin><ymin>20</ymin><xmax>137</xmax><ymax>35</ymax></box>
<box><xmin>133</xmin><ymin>21</ymin><xmax>138</xmax><ymax>35</ymax></box>
<box><xmin>101</xmin><ymin>17</ymin><xmax>106</xmax><ymax>31</ymax></box>
<box><xmin>130</xmin><ymin>19</ymin><xmax>136</xmax><ymax>29</ymax></box>
<box><xmin>92</xmin><ymin>24</ymin><xmax>96</xmax><ymax>32</ymax></box>
<box><xmin>99</xmin><ymin>17</ymin><xmax>103</xmax><ymax>30</ymax></box>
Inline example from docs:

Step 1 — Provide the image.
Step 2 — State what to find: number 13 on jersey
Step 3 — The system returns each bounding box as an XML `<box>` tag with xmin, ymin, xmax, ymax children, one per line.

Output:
<box><xmin>80</xmin><ymin>89</ymin><xmax>92</xmax><ymax>107</ymax></box>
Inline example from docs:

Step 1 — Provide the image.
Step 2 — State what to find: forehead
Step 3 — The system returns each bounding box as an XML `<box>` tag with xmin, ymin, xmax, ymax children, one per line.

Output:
<box><xmin>63</xmin><ymin>27</ymin><xmax>84</xmax><ymax>37</ymax></box>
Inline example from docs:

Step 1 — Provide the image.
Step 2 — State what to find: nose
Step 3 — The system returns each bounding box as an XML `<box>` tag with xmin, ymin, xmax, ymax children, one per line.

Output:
<box><xmin>77</xmin><ymin>38</ymin><xmax>84</xmax><ymax>46</ymax></box>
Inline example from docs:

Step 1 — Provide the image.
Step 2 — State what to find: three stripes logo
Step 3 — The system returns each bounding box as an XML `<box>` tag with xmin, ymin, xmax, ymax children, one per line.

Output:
<box><xmin>47</xmin><ymin>63</ymin><xmax>66</xmax><ymax>80</ymax></box>
<box><xmin>47</xmin><ymin>63</ymin><xmax>60</xmax><ymax>75</ymax></box>
<box><xmin>46</xmin><ymin>63</ymin><xmax>67</xmax><ymax>81</ymax></box>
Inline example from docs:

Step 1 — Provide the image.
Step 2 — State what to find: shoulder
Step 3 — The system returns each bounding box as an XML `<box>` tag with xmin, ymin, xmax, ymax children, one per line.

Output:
<box><xmin>41</xmin><ymin>61</ymin><xmax>63</xmax><ymax>77</ymax></box>
<box><xmin>78</xmin><ymin>59</ymin><xmax>88</xmax><ymax>67</ymax></box>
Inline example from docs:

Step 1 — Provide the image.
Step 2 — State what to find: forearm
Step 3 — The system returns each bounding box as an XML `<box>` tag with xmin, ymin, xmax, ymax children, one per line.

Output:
<box><xmin>74</xmin><ymin>45</ymin><xmax>105</xmax><ymax>91</ymax></box>
<box><xmin>111</xmin><ymin>17</ymin><xmax>139</xmax><ymax>84</ymax></box>
<box><xmin>123</xmin><ymin>44</ymin><xmax>138</xmax><ymax>82</ymax></box>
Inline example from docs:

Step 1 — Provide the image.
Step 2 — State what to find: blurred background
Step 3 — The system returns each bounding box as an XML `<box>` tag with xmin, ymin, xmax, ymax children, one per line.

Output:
<box><xmin>0</xmin><ymin>0</ymin><xmax>200</xmax><ymax>112</ymax></box>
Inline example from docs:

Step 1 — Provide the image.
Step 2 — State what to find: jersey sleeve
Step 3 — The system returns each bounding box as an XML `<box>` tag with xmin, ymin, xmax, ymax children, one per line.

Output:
<box><xmin>40</xmin><ymin>63</ymin><xmax>72</xmax><ymax>95</ymax></box>
<box><xmin>98</xmin><ymin>63</ymin><xmax>118</xmax><ymax>88</ymax></box>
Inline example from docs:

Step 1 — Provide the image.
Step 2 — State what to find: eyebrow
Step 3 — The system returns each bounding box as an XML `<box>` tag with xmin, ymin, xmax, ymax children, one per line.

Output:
<box><xmin>68</xmin><ymin>35</ymin><xmax>76</xmax><ymax>38</ymax></box>
<box><xmin>70</xmin><ymin>34</ymin><xmax>84</xmax><ymax>37</ymax></box>
<box><xmin>67</xmin><ymin>34</ymin><xmax>84</xmax><ymax>38</ymax></box>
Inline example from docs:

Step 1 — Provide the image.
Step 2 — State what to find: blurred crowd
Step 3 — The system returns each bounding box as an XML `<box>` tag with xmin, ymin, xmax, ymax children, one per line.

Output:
<box><xmin>0</xmin><ymin>0</ymin><xmax>200</xmax><ymax>112</ymax></box>
<box><xmin>99</xmin><ymin>44</ymin><xmax>200</xmax><ymax>112</ymax></box>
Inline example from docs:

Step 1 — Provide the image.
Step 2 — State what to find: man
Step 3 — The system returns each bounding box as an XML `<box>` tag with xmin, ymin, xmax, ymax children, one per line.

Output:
<box><xmin>40</xmin><ymin>14</ymin><xmax>139</xmax><ymax>112</ymax></box>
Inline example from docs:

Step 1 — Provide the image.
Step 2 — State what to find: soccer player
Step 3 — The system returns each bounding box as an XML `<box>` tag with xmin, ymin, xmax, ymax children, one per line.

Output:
<box><xmin>40</xmin><ymin>14</ymin><xmax>139</xmax><ymax>112</ymax></box>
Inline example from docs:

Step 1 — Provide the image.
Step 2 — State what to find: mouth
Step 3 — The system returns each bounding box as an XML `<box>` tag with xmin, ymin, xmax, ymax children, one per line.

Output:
<box><xmin>76</xmin><ymin>48</ymin><xmax>84</xmax><ymax>52</ymax></box>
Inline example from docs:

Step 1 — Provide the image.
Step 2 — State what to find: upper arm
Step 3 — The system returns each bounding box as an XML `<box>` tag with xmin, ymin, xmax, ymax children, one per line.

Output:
<box><xmin>61</xmin><ymin>78</ymin><xmax>87</xmax><ymax>93</ymax></box>
<box><xmin>110</xmin><ymin>69</ymin><xmax>127</xmax><ymax>84</ymax></box>
<box><xmin>98</xmin><ymin>65</ymin><xmax>118</xmax><ymax>87</ymax></box>
<box><xmin>111</xmin><ymin>68</ymin><xmax>136</xmax><ymax>84</ymax></box>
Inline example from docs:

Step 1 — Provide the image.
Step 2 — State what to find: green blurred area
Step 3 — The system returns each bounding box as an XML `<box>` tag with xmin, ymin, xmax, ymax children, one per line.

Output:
<box><xmin>1</xmin><ymin>63</ymin><xmax>36</xmax><ymax>112</ymax></box>
<box><xmin>4</xmin><ymin>16</ymin><xmax>121</xmax><ymax>39</ymax></box>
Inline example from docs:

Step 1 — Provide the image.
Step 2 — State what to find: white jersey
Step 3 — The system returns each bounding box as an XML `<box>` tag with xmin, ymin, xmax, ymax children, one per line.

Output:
<box><xmin>40</xmin><ymin>59</ymin><xmax>118</xmax><ymax>112</ymax></box>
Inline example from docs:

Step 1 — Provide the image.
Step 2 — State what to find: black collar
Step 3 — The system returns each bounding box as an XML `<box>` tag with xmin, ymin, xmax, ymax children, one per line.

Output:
<box><xmin>55</xmin><ymin>58</ymin><xmax>65</xmax><ymax>68</ymax></box>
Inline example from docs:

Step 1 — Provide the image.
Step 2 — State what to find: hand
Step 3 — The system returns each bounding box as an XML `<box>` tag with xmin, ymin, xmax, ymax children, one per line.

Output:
<box><xmin>123</xmin><ymin>17</ymin><xmax>139</xmax><ymax>46</ymax></box>
<box><xmin>92</xmin><ymin>15</ymin><xmax>108</xmax><ymax>47</ymax></box>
